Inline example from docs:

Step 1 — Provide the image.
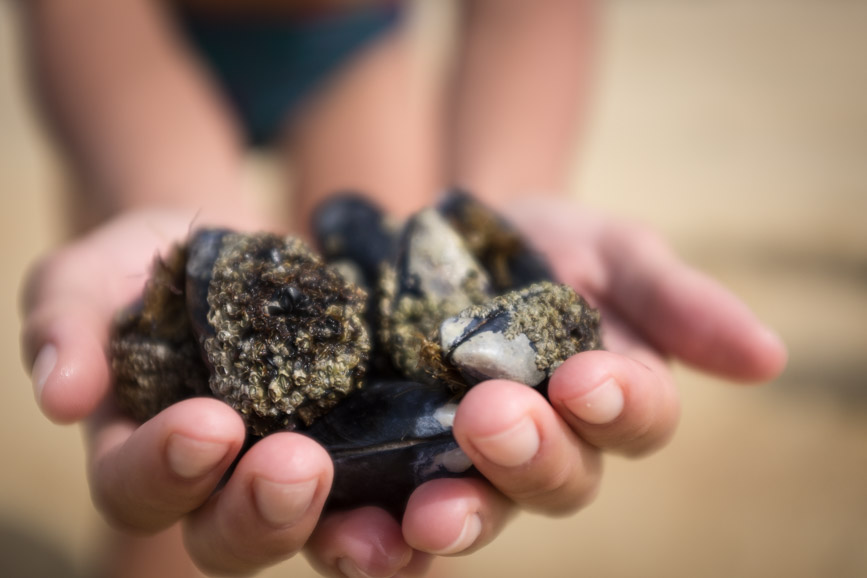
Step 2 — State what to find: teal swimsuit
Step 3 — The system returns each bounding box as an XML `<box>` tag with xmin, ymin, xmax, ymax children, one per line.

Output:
<box><xmin>178</xmin><ymin>4</ymin><xmax>402</xmax><ymax>145</ymax></box>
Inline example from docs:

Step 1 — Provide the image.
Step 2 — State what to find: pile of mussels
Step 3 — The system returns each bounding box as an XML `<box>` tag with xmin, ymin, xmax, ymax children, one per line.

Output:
<box><xmin>110</xmin><ymin>190</ymin><xmax>602</xmax><ymax>516</ymax></box>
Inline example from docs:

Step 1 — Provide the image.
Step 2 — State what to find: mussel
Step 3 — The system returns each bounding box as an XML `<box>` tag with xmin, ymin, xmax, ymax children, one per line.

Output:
<box><xmin>110</xmin><ymin>190</ymin><xmax>602</xmax><ymax>516</ymax></box>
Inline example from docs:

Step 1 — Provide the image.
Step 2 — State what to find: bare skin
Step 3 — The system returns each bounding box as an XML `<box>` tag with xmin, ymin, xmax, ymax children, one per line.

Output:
<box><xmin>17</xmin><ymin>0</ymin><xmax>786</xmax><ymax>576</ymax></box>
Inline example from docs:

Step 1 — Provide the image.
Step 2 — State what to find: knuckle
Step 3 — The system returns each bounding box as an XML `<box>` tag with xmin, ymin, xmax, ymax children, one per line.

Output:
<box><xmin>88</xmin><ymin>455</ymin><xmax>176</xmax><ymax>533</ymax></box>
<box><xmin>621</xmin><ymin>372</ymin><xmax>681</xmax><ymax>456</ymax></box>
<box><xmin>601</xmin><ymin>218</ymin><xmax>669</xmax><ymax>264</ymax></box>
<box><xmin>188</xmin><ymin>546</ymin><xmax>256</xmax><ymax>578</ymax></box>
<box><xmin>507</xmin><ymin>453</ymin><xmax>600</xmax><ymax>515</ymax></box>
<box><xmin>615</xmin><ymin>417</ymin><xmax>658</xmax><ymax>456</ymax></box>
<box><xmin>22</xmin><ymin>247</ymin><xmax>77</xmax><ymax>296</ymax></box>
<box><xmin>88</xmin><ymin>482</ymin><xmax>146</xmax><ymax>532</ymax></box>
<box><xmin>19</xmin><ymin>247</ymin><xmax>86</xmax><ymax>321</ymax></box>
<box><xmin>19</xmin><ymin>255</ymin><xmax>56</xmax><ymax>317</ymax></box>
<box><xmin>188</xmin><ymin>526</ymin><xmax>301</xmax><ymax>578</ymax></box>
<box><xmin>615</xmin><ymin>404</ymin><xmax>679</xmax><ymax>458</ymax></box>
<box><xmin>616</xmin><ymin>220</ymin><xmax>667</xmax><ymax>254</ymax></box>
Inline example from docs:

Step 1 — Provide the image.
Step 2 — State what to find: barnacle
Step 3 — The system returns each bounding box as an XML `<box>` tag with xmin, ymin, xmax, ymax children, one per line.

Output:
<box><xmin>110</xmin><ymin>243</ymin><xmax>210</xmax><ymax>421</ymax></box>
<box><xmin>441</xmin><ymin>282</ymin><xmax>602</xmax><ymax>386</ymax></box>
<box><xmin>112</xmin><ymin>231</ymin><xmax>370</xmax><ymax>436</ymax></box>
<box><xmin>200</xmin><ymin>232</ymin><xmax>370</xmax><ymax>435</ymax></box>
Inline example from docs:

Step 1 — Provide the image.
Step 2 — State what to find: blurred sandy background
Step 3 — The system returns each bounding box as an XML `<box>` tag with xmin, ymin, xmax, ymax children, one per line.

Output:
<box><xmin>1</xmin><ymin>1</ymin><xmax>865</xmax><ymax>577</ymax></box>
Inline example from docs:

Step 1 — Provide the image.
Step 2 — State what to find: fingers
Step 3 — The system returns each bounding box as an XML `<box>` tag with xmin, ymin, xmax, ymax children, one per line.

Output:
<box><xmin>88</xmin><ymin>397</ymin><xmax>338</xmax><ymax>577</ymax></box>
<box><xmin>184</xmin><ymin>432</ymin><xmax>334</xmax><ymax>576</ymax></box>
<box><xmin>306</xmin><ymin>472</ymin><xmax>514</xmax><ymax>571</ymax></box>
<box><xmin>402</xmin><ymin>477</ymin><xmax>514</xmax><ymax>556</ymax></box>
<box><xmin>413</xmin><ymin>325</ymin><xmax>677</xmax><ymax>557</ymax></box>
<box><xmin>452</xmin><ymin>381</ymin><xmax>602</xmax><ymax>516</ymax></box>
<box><xmin>22</xmin><ymin>301</ymin><xmax>112</xmax><ymax>423</ymax></box>
<box><xmin>87</xmin><ymin>398</ymin><xmax>246</xmax><ymax>532</ymax></box>
<box><xmin>19</xmin><ymin>209</ymin><xmax>247</xmax><ymax>423</ymax></box>
<box><xmin>20</xmin><ymin>232</ymin><xmax>166</xmax><ymax>423</ymax></box>
<box><xmin>20</xmin><ymin>249</ymin><xmax>127</xmax><ymax>423</ymax></box>
<box><xmin>600</xmin><ymin>223</ymin><xmax>787</xmax><ymax>382</ymax></box>
<box><xmin>305</xmin><ymin>508</ymin><xmax>432</xmax><ymax>578</ymax></box>
<box><xmin>547</xmin><ymin>349</ymin><xmax>680</xmax><ymax>456</ymax></box>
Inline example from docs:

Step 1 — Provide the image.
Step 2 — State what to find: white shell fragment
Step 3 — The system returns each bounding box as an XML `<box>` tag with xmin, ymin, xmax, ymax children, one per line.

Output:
<box><xmin>440</xmin><ymin>316</ymin><xmax>546</xmax><ymax>386</ymax></box>
<box><xmin>439</xmin><ymin>281</ymin><xmax>602</xmax><ymax>387</ymax></box>
<box><xmin>433</xmin><ymin>402</ymin><xmax>459</xmax><ymax>429</ymax></box>
<box><xmin>423</xmin><ymin>446</ymin><xmax>474</xmax><ymax>476</ymax></box>
<box><xmin>404</xmin><ymin>208</ymin><xmax>491</xmax><ymax>307</ymax></box>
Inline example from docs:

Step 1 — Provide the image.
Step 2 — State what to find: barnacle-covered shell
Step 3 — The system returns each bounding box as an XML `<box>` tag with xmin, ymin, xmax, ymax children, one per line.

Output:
<box><xmin>198</xmin><ymin>231</ymin><xmax>371</xmax><ymax>436</ymax></box>
<box><xmin>440</xmin><ymin>281</ymin><xmax>602</xmax><ymax>386</ymax></box>
<box><xmin>111</xmin><ymin>243</ymin><xmax>210</xmax><ymax>421</ymax></box>
<box><xmin>438</xmin><ymin>189</ymin><xmax>554</xmax><ymax>291</ymax></box>
<box><xmin>379</xmin><ymin>208</ymin><xmax>492</xmax><ymax>384</ymax></box>
<box><xmin>312</xmin><ymin>194</ymin><xmax>403</xmax><ymax>378</ymax></box>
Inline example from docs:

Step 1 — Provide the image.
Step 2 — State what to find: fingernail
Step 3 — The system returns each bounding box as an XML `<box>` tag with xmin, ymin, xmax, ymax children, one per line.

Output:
<box><xmin>430</xmin><ymin>513</ymin><xmax>482</xmax><ymax>555</ymax></box>
<box><xmin>472</xmin><ymin>416</ymin><xmax>540</xmax><ymax>467</ymax></box>
<box><xmin>31</xmin><ymin>344</ymin><xmax>58</xmax><ymax>404</ymax></box>
<box><xmin>336</xmin><ymin>557</ymin><xmax>377</xmax><ymax>578</ymax></box>
<box><xmin>165</xmin><ymin>434</ymin><xmax>230</xmax><ymax>479</ymax></box>
<box><xmin>565</xmin><ymin>378</ymin><xmax>624</xmax><ymax>425</ymax></box>
<box><xmin>253</xmin><ymin>476</ymin><xmax>318</xmax><ymax>528</ymax></box>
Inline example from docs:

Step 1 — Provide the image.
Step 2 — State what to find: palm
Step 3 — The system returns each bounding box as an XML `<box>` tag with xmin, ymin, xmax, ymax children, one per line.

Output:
<box><xmin>503</xmin><ymin>198</ymin><xmax>786</xmax><ymax>382</ymax></box>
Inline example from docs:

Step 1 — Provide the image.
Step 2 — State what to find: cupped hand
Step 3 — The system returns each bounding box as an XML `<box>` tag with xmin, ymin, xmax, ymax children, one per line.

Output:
<box><xmin>400</xmin><ymin>197</ymin><xmax>787</xmax><ymax>556</ymax></box>
<box><xmin>19</xmin><ymin>201</ymin><xmax>787</xmax><ymax>577</ymax></box>
<box><xmin>19</xmin><ymin>208</ymin><xmax>436</xmax><ymax>577</ymax></box>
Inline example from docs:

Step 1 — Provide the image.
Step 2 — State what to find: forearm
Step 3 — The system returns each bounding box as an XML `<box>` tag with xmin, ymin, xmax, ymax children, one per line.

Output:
<box><xmin>20</xmin><ymin>0</ymin><xmax>247</xmax><ymax>228</ymax></box>
<box><xmin>449</xmin><ymin>0</ymin><xmax>596</xmax><ymax>206</ymax></box>
<box><xmin>288</xmin><ymin>25</ymin><xmax>444</xmax><ymax>234</ymax></box>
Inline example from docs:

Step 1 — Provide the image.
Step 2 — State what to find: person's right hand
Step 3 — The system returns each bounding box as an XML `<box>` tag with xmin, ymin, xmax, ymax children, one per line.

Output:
<box><xmin>19</xmin><ymin>208</ymin><xmax>439</xmax><ymax>577</ymax></box>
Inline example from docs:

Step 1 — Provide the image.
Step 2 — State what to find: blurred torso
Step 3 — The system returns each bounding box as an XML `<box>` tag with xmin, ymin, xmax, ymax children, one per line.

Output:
<box><xmin>172</xmin><ymin>0</ymin><xmax>395</xmax><ymax>18</ymax></box>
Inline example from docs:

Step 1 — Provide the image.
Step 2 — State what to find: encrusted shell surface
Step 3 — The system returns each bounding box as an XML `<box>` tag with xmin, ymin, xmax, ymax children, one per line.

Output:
<box><xmin>438</xmin><ymin>190</ymin><xmax>554</xmax><ymax>290</ymax></box>
<box><xmin>110</xmin><ymin>244</ymin><xmax>210</xmax><ymax>421</ymax></box>
<box><xmin>378</xmin><ymin>208</ymin><xmax>492</xmax><ymax>385</ymax></box>
<box><xmin>202</xmin><ymin>232</ymin><xmax>371</xmax><ymax>435</ymax></box>
<box><xmin>440</xmin><ymin>281</ymin><xmax>602</xmax><ymax>386</ymax></box>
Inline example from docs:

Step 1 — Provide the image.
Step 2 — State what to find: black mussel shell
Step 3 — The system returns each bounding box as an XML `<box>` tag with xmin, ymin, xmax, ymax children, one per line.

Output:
<box><xmin>193</xmin><ymin>230</ymin><xmax>371</xmax><ymax>436</ymax></box>
<box><xmin>113</xmin><ymin>228</ymin><xmax>371</xmax><ymax>437</ymax></box>
<box><xmin>378</xmin><ymin>208</ymin><xmax>493</xmax><ymax>386</ymax></box>
<box><xmin>185</xmin><ymin>228</ymin><xmax>232</xmax><ymax>341</ymax></box>
<box><xmin>311</xmin><ymin>193</ymin><xmax>402</xmax><ymax>378</ymax></box>
<box><xmin>110</xmin><ymin>242</ymin><xmax>211</xmax><ymax>421</ymax></box>
<box><xmin>438</xmin><ymin>188</ymin><xmax>555</xmax><ymax>291</ymax></box>
<box><xmin>312</xmin><ymin>192</ymin><xmax>399</xmax><ymax>290</ymax></box>
<box><xmin>304</xmin><ymin>380</ymin><xmax>472</xmax><ymax>517</ymax></box>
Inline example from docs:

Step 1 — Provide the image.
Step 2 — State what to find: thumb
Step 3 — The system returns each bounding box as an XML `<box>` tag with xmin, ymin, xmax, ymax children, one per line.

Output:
<box><xmin>19</xmin><ymin>244</ymin><xmax>142</xmax><ymax>423</ymax></box>
<box><xmin>22</xmin><ymin>296</ymin><xmax>113</xmax><ymax>424</ymax></box>
<box><xmin>19</xmin><ymin>222</ymin><xmax>163</xmax><ymax>423</ymax></box>
<box><xmin>19</xmin><ymin>208</ymin><xmax>276</xmax><ymax>424</ymax></box>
